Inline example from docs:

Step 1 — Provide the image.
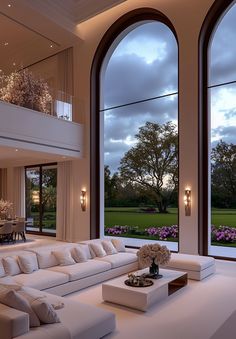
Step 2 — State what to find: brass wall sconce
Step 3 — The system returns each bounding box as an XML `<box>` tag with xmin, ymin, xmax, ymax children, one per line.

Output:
<box><xmin>184</xmin><ymin>189</ymin><xmax>191</xmax><ymax>216</ymax></box>
<box><xmin>80</xmin><ymin>190</ymin><xmax>86</xmax><ymax>211</ymax></box>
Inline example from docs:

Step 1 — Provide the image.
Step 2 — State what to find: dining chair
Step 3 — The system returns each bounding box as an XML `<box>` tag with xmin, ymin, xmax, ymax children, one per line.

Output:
<box><xmin>12</xmin><ymin>221</ymin><xmax>26</xmax><ymax>242</ymax></box>
<box><xmin>0</xmin><ymin>223</ymin><xmax>13</xmax><ymax>244</ymax></box>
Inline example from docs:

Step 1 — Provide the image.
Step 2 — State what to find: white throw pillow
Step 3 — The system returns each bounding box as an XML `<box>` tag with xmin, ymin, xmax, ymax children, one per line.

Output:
<box><xmin>31</xmin><ymin>299</ymin><xmax>61</xmax><ymax>324</ymax></box>
<box><xmin>89</xmin><ymin>243</ymin><xmax>107</xmax><ymax>257</ymax></box>
<box><xmin>0</xmin><ymin>289</ymin><xmax>40</xmax><ymax>327</ymax></box>
<box><xmin>2</xmin><ymin>256</ymin><xmax>22</xmax><ymax>276</ymax></box>
<box><xmin>52</xmin><ymin>250</ymin><xmax>76</xmax><ymax>266</ymax></box>
<box><xmin>18</xmin><ymin>254</ymin><xmax>39</xmax><ymax>274</ymax></box>
<box><xmin>0</xmin><ymin>259</ymin><xmax>6</xmax><ymax>278</ymax></box>
<box><xmin>102</xmin><ymin>240</ymin><xmax>118</xmax><ymax>255</ymax></box>
<box><xmin>71</xmin><ymin>246</ymin><xmax>88</xmax><ymax>263</ymax></box>
<box><xmin>33</xmin><ymin>250</ymin><xmax>58</xmax><ymax>269</ymax></box>
<box><xmin>111</xmin><ymin>239</ymin><xmax>126</xmax><ymax>252</ymax></box>
<box><xmin>78</xmin><ymin>244</ymin><xmax>93</xmax><ymax>259</ymax></box>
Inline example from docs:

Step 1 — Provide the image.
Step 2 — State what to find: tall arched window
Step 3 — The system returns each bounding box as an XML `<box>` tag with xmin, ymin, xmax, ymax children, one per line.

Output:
<box><xmin>200</xmin><ymin>0</ymin><xmax>236</xmax><ymax>259</ymax></box>
<box><xmin>91</xmin><ymin>10</ymin><xmax>179</xmax><ymax>250</ymax></box>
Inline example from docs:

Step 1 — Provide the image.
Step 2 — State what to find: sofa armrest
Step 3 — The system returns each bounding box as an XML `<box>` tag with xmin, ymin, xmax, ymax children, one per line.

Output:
<box><xmin>0</xmin><ymin>304</ymin><xmax>29</xmax><ymax>338</ymax></box>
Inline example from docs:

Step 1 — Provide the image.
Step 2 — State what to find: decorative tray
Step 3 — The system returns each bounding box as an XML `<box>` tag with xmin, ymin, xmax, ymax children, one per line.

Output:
<box><xmin>124</xmin><ymin>278</ymin><xmax>153</xmax><ymax>287</ymax></box>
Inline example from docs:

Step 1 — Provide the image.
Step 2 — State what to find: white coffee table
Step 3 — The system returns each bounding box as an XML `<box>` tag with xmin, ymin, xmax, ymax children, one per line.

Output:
<box><xmin>102</xmin><ymin>268</ymin><xmax>187</xmax><ymax>311</ymax></box>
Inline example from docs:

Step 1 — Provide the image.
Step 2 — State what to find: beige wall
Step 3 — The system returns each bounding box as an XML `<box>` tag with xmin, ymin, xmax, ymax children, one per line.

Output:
<box><xmin>71</xmin><ymin>0</ymin><xmax>215</xmax><ymax>253</ymax></box>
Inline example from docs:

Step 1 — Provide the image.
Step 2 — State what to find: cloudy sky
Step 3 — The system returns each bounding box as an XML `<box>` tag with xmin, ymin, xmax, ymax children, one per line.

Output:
<box><xmin>102</xmin><ymin>5</ymin><xmax>236</xmax><ymax>173</ymax></box>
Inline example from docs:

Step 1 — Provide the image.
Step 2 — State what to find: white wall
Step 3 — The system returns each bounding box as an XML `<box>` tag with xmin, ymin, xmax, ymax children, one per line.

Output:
<box><xmin>71</xmin><ymin>0</ymin><xmax>215</xmax><ymax>252</ymax></box>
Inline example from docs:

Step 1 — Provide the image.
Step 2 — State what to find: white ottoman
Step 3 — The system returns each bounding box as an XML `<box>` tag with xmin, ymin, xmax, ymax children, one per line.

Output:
<box><xmin>163</xmin><ymin>253</ymin><xmax>215</xmax><ymax>280</ymax></box>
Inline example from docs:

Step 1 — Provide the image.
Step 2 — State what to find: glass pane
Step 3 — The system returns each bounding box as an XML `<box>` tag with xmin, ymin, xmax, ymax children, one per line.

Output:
<box><xmin>102</xmin><ymin>21</ymin><xmax>178</xmax><ymax>109</ymax></box>
<box><xmin>103</xmin><ymin>94</ymin><xmax>178</xmax><ymax>242</ymax></box>
<box><xmin>42</xmin><ymin>165</ymin><xmax>57</xmax><ymax>234</ymax></box>
<box><xmin>210</xmin><ymin>84</ymin><xmax>236</xmax><ymax>251</ymax></box>
<box><xmin>25</xmin><ymin>167</ymin><xmax>40</xmax><ymax>232</ymax></box>
<box><xmin>209</xmin><ymin>3</ymin><xmax>236</xmax><ymax>86</ymax></box>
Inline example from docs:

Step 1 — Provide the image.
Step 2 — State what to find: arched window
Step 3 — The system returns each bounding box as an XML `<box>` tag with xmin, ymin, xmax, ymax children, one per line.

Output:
<box><xmin>91</xmin><ymin>9</ymin><xmax>178</xmax><ymax>250</ymax></box>
<box><xmin>200</xmin><ymin>0</ymin><xmax>236</xmax><ymax>259</ymax></box>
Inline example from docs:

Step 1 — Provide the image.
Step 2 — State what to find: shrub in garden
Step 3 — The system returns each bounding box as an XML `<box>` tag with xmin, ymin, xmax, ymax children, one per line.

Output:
<box><xmin>211</xmin><ymin>225</ymin><xmax>236</xmax><ymax>243</ymax></box>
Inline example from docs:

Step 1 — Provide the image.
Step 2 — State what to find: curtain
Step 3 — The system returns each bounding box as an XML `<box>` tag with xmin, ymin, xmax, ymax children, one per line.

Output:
<box><xmin>56</xmin><ymin>161</ymin><xmax>74</xmax><ymax>241</ymax></box>
<box><xmin>13</xmin><ymin>167</ymin><xmax>25</xmax><ymax>218</ymax></box>
<box><xmin>0</xmin><ymin>169</ymin><xmax>7</xmax><ymax>199</ymax></box>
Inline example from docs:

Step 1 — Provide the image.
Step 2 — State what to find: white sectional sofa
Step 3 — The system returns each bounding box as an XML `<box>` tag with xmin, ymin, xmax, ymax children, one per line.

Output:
<box><xmin>0</xmin><ymin>238</ymin><xmax>137</xmax><ymax>339</ymax></box>
<box><xmin>0</xmin><ymin>237</ymin><xmax>216</xmax><ymax>339</ymax></box>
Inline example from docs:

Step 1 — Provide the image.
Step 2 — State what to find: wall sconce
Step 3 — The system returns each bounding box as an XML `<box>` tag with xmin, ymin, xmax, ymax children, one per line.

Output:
<box><xmin>184</xmin><ymin>188</ymin><xmax>191</xmax><ymax>216</ymax></box>
<box><xmin>80</xmin><ymin>190</ymin><xmax>86</xmax><ymax>211</ymax></box>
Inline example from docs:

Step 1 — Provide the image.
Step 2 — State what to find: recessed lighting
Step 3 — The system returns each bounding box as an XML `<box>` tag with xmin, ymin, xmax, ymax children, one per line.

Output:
<box><xmin>15</xmin><ymin>149</ymin><xmax>18</xmax><ymax>152</ymax></box>
<box><xmin>4</xmin><ymin>42</ymin><xmax>9</xmax><ymax>46</ymax></box>
<box><xmin>8</xmin><ymin>4</ymin><xmax>11</xmax><ymax>8</ymax></box>
<box><xmin>50</xmin><ymin>44</ymin><xmax>53</xmax><ymax>48</ymax></box>
<box><xmin>12</xmin><ymin>62</ymin><xmax>16</xmax><ymax>66</ymax></box>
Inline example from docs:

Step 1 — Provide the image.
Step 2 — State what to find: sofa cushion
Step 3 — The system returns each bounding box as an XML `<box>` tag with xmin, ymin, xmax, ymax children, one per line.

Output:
<box><xmin>12</xmin><ymin>269</ymin><xmax>69</xmax><ymax>290</ymax></box>
<box><xmin>0</xmin><ymin>289</ymin><xmax>40</xmax><ymax>327</ymax></box>
<box><xmin>2</xmin><ymin>256</ymin><xmax>22</xmax><ymax>276</ymax></box>
<box><xmin>166</xmin><ymin>253</ymin><xmax>215</xmax><ymax>272</ymax></box>
<box><xmin>47</xmin><ymin>260</ymin><xmax>111</xmax><ymax>281</ymax></box>
<box><xmin>71</xmin><ymin>246</ymin><xmax>88</xmax><ymax>263</ymax></box>
<box><xmin>78</xmin><ymin>240</ymin><xmax>103</xmax><ymax>258</ymax></box>
<box><xmin>52</xmin><ymin>250</ymin><xmax>76</xmax><ymax>266</ymax></box>
<box><xmin>111</xmin><ymin>238</ymin><xmax>126</xmax><ymax>252</ymax></box>
<box><xmin>102</xmin><ymin>240</ymin><xmax>118</xmax><ymax>255</ymax></box>
<box><xmin>95</xmin><ymin>252</ymin><xmax>137</xmax><ymax>268</ymax></box>
<box><xmin>30</xmin><ymin>249</ymin><xmax>59</xmax><ymax>269</ymax></box>
<box><xmin>89</xmin><ymin>243</ymin><xmax>107</xmax><ymax>257</ymax></box>
<box><xmin>31</xmin><ymin>299</ymin><xmax>61</xmax><ymax>324</ymax></box>
<box><xmin>18</xmin><ymin>253</ymin><xmax>39</xmax><ymax>274</ymax></box>
<box><xmin>0</xmin><ymin>259</ymin><xmax>6</xmax><ymax>278</ymax></box>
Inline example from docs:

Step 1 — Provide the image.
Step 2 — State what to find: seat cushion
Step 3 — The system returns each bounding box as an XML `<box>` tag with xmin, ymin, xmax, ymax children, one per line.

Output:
<box><xmin>47</xmin><ymin>260</ymin><xmax>111</xmax><ymax>281</ymax></box>
<box><xmin>166</xmin><ymin>253</ymin><xmax>215</xmax><ymax>272</ymax></box>
<box><xmin>95</xmin><ymin>252</ymin><xmax>137</xmax><ymax>268</ymax></box>
<box><xmin>12</xmin><ymin>269</ymin><xmax>69</xmax><ymax>290</ymax></box>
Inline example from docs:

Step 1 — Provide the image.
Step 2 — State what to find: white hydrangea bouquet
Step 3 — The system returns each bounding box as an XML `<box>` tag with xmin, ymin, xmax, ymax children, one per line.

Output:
<box><xmin>137</xmin><ymin>243</ymin><xmax>171</xmax><ymax>278</ymax></box>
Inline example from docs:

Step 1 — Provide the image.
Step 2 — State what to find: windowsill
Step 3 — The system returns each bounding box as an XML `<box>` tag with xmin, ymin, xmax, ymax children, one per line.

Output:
<box><xmin>209</xmin><ymin>245</ymin><xmax>236</xmax><ymax>259</ymax></box>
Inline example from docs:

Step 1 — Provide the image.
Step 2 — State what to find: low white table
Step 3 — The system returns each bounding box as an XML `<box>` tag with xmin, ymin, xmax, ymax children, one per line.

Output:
<box><xmin>102</xmin><ymin>268</ymin><xmax>187</xmax><ymax>311</ymax></box>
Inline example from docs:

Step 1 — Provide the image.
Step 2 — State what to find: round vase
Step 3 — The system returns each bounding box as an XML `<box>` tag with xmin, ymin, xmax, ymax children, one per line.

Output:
<box><xmin>148</xmin><ymin>260</ymin><xmax>163</xmax><ymax>279</ymax></box>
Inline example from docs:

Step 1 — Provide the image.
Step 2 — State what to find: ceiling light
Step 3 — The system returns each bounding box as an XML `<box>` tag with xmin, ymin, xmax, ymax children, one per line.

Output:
<box><xmin>8</xmin><ymin>4</ymin><xmax>11</xmax><ymax>8</ymax></box>
<box><xmin>15</xmin><ymin>149</ymin><xmax>18</xmax><ymax>152</ymax></box>
<box><xmin>12</xmin><ymin>62</ymin><xmax>16</xmax><ymax>66</ymax></box>
<box><xmin>4</xmin><ymin>42</ymin><xmax>9</xmax><ymax>46</ymax></box>
<box><xmin>50</xmin><ymin>44</ymin><xmax>53</xmax><ymax>48</ymax></box>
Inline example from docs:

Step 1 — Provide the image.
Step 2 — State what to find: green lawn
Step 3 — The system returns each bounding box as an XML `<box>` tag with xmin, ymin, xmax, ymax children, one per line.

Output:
<box><xmin>105</xmin><ymin>207</ymin><xmax>236</xmax><ymax>229</ymax></box>
<box><xmin>105</xmin><ymin>207</ymin><xmax>178</xmax><ymax>229</ymax></box>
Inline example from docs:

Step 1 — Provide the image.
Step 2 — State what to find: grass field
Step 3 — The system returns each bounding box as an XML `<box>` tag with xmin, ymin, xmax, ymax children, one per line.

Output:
<box><xmin>105</xmin><ymin>207</ymin><xmax>236</xmax><ymax>228</ymax></box>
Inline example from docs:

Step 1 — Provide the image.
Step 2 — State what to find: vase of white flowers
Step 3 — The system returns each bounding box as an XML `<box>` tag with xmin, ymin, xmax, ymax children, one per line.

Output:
<box><xmin>137</xmin><ymin>243</ymin><xmax>171</xmax><ymax>279</ymax></box>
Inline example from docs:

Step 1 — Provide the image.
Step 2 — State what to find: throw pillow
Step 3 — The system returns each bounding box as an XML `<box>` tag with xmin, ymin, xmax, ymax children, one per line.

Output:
<box><xmin>71</xmin><ymin>246</ymin><xmax>87</xmax><ymax>263</ymax></box>
<box><xmin>31</xmin><ymin>299</ymin><xmax>61</xmax><ymax>324</ymax></box>
<box><xmin>2</xmin><ymin>256</ymin><xmax>22</xmax><ymax>276</ymax></box>
<box><xmin>0</xmin><ymin>259</ymin><xmax>6</xmax><ymax>278</ymax></box>
<box><xmin>111</xmin><ymin>239</ymin><xmax>126</xmax><ymax>252</ymax></box>
<box><xmin>0</xmin><ymin>289</ymin><xmax>40</xmax><ymax>327</ymax></box>
<box><xmin>18</xmin><ymin>254</ymin><xmax>39</xmax><ymax>274</ymax></box>
<box><xmin>101</xmin><ymin>240</ymin><xmax>118</xmax><ymax>255</ymax></box>
<box><xmin>52</xmin><ymin>250</ymin><xmax>76</xmax><ymax>266</ymax></box>
<box><xmin>89</xmin><ymin>243</ymin><xmax>107</xmax><ymax>257</ymax></box>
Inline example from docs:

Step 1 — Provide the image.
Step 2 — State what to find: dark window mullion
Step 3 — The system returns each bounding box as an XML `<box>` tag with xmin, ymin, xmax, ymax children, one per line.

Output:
<box><xmin>39</xmin><ymin>165</ymin><xmax>43</xmax><ymax>233</ymax></box>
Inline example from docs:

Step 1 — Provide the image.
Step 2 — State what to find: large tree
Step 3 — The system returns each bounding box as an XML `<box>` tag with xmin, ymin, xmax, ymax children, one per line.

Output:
<box><xmin>119</xmin><ymin>121</ymin><xmax>178</xmax><ymax>213</ymax></box>
<box><xmin>211</xmin><ymin>140</ymin><xmax>236</xmax><ymax>208</ymax></box>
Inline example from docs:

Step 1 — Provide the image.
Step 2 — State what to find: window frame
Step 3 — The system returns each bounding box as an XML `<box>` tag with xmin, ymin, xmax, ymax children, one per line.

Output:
<box><xmin>90</xmin><ymin>8</ymin><xmax>179</xmax><ymax>242</ymax></box>
<box><xmin>25</xmin><ymin>162</ymin><xmax>57</xmax><ymax>237</ymax></box>
<box><xmin>199</xmin><ymin>0</ymin><xmax>235</xmax><ymax>258</ymax></box>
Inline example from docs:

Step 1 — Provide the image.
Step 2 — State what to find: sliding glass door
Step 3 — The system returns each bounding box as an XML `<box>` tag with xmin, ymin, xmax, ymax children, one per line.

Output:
<box><xmin>25</xmin><ymin>163</ymin><xmax>57</xmax><ymax>235</ymax></box>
